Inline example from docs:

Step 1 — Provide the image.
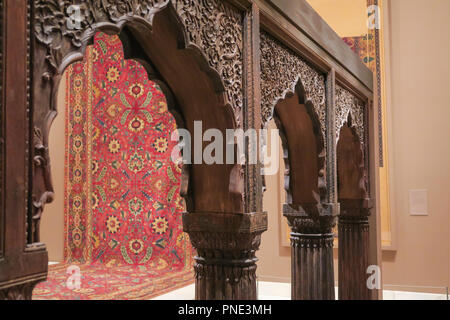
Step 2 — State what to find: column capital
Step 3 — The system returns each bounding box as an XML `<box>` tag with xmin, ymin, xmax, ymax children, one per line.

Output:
<box><xmin>283</xmin><ymin>202</ymin><xmax>340</xmax><ymax>216</ymax></box>
<box><xmin>183</xmin><ymin>211</ymin><xmax>267</xmax><ymax>234</ymax></box>
<box><xmin>339</xmin><ymin>198</ymin><xmax>373</xmax><ymax>218</ymax></box>
<box><xmin>183</xmin><ymin>211</ymin><xmax>267</xmax><ymax>258</ymax></box>
<box><xmin>290</xmin><ymin>232</ymin><xmax>334</xmax><ymax>249</ymax></box>
<box><xmin>283</xmin><ymin>203</ymin><xmax>338</xmax><ymax>234</ymax></box>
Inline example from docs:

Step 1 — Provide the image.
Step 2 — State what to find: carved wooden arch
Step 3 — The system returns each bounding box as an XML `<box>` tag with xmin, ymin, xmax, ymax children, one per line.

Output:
<box><xmin>30</xmin><ymin>0</ymin><xmax>244</xmax><ymax>245</ymax></box>
<box><xmin>336</xmin><ymin>114</ymin><xmax>369</xmax><ymax>202</ymax></box>
<box><xmin>336</xmin><ymin>104</ymin><xmax>372</xmax><ymax>302</ymax></box>
<box><xmin>272</xmin><ymin>79</ymin><xmax>327</xmax><ymax>212</ymax></box>
<box><xmin>335</xmin><ymin>85</ymin><xmax>370</xmax><ymax>202</ymax></box>
<box><xmin>259</xmin><ymin>30</ymin><xmax>331</xmax><ymax>234</ymax></box>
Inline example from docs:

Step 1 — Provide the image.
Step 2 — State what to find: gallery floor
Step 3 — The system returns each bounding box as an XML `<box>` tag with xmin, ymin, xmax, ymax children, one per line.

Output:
<box><xmin>43</xmin><ymin>253</ymin><xmax>450</xmax><ymax>302</ymax></box>
<box><xmin>36</xmin><ymin>262</ymin><xmax>448</xmax><ymax>300</ymax></box>
<box><xmin>153</xmin><ymin>281</ymin><xmax>448</xmax><ymax>300</ymax></box>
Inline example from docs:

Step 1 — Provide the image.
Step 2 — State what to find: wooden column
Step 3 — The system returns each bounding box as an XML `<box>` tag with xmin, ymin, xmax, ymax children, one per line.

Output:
<box><xmin>284</xmin><ymin>204</ymin><xmax>337</xmax><ymax>300</ymax></box>
<box><xmin>183</xmin><ymin>212</ymin><xmax>267</xmax><ymax>300</ymax></box>
<box><xmin>338</xmin><ymin>199</ymin><xmax>372</xmax><ymax>300</ymax></box>
<box><xmin>0</xmin><ymin>0</ymin><xmax>48</xmax><ymax>299</ymax></box>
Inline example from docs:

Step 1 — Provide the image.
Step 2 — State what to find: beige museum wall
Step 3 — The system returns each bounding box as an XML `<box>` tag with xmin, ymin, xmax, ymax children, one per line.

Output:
<box><xmin>257</xmin><ymin>120</ymin><xmax>291</xmax><ymax>282</ymax></box>
<box><xmin>41</xmin><ymin>75</ymin><xmax>66</xmax><ymax>262</ymax></box>
<box><xmin>381</xmin><ymin>0</ymin><xmax>450</xmax><ymax>289</ymax></box>
<box><xmin>306</xmin><ymin>0</ymin><xmax>368</xmax><ymax>37</ymax></box>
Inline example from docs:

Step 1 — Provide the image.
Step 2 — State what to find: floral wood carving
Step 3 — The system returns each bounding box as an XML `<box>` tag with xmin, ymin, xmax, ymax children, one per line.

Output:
<box><xmin>335</xmin><ymin>85</ymin><xmax>366</xmax><ymax>146</ymax></box>
<box><xmin>34</xmin><ymin>0</ymin><xmax>171</xmax><ymax>71</ymax></box>
<box><xmin>33</xmin><ymin>0</ymin><xmax>243</xmax><ymax>124</ymax></box>
<box><xmin>173</xmin><ymin>0</ymin><xmax>244</xmax><ymax>125</ymax></box>
<box><xmin>260</xmin><ymin>32</ymin><xmax>326</xmax><ymax>140</ymax></box>
<box><xmin>31</xmin><ymin>127</ymin><xmax>54</xmax><ymax>243</ymax></box>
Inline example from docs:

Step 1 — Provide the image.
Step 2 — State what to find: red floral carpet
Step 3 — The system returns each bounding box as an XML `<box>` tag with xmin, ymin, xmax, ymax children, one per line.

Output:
<box><xmin>34</xmin><ymin>33</ymin><xmax>194</xmax><ymax>300</ymax></box>
<box><xmin>33</xmin><ymin>263</ymin><xmax>193</xmax><ymax>300</ymax></box>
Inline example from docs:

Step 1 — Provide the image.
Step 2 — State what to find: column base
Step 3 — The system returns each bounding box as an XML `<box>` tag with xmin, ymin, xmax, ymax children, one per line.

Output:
<box><xmin>284</xmin><ymin>203</ymin><xmax>338</xmax><ymax>300</ymax></box>
<box><xmin>183</xmin><ymin>212</ymin><xmax>267</xmax><ymax>300</ymax></box>
<box><xmin>338</xmin><ymin>199</ymin><xmax>372</xmax><ymax>300</ymax></box>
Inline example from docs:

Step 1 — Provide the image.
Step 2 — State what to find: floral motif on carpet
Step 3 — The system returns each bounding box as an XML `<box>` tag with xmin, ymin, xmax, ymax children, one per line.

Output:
<box><xmin>33</xmin><ymin>263</ymin><xmax>193</xmax><ymax>300</ymax></box>
<box><xmin>34</xmin><ymin>32</ymin><xmax>194</xmax><ymax>300</ymax></box>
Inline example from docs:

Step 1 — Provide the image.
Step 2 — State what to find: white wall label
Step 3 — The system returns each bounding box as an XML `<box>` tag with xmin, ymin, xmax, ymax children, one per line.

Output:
<box><xmin>409</xmin><ymin>189</ymin><xmax>428</xmax><ymax>216</ymax></box>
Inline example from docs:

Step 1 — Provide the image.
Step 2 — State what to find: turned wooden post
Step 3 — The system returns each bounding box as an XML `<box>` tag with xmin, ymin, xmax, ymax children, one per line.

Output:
<box><xmin>183</xmin><ymin>212</ymin><xmax>267</xmax><ymax>300</ymax></box>
<box><xmin>284</xmin><ymin>204</ymin><xmax>337</xmax><ymax>300</ymax></box>
<box><xmin>338</xmin><ymin>198</ymin><xmax>372</xmax><ymax>300</ymax></box>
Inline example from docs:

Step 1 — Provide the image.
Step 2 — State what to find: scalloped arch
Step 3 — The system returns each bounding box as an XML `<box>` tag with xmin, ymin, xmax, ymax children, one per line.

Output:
<box><xmin>272</xmin><ymin>79</ymin><xmax>327</xmax><ymax>210</ymax></box>
<box><xmin>31</xmin><ymin>0</ymin><xmax>246</xmax><ymax>228</ymax></box>
<box><xmin>34</xmin><ymin>0</ymin><xmax>243</xmax><ymax>128</ymax></box>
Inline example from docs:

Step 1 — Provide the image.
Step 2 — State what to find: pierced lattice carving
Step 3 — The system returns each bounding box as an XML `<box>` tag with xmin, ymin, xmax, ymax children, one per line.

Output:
<box><xmin>335</xmin><ymin>85</ymin><xmax>366</xmax><ymax>145</ymax></box>
<box><xmin>260</xmin><ymin>32</ymin><xmax>326</xmax><ymax>140</ymax></box>
<box><xmin>34</xmin><ymin>0</ymin><xmax>244</xmax><ymax>124</ymax></box>
<box><xmin>173</xmin><ymin>0</ymin><xmax>244</xmax><ymax>124</ymax></box>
